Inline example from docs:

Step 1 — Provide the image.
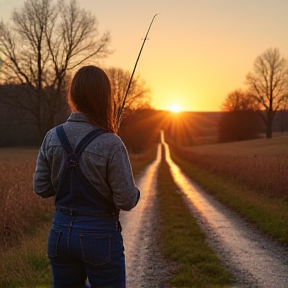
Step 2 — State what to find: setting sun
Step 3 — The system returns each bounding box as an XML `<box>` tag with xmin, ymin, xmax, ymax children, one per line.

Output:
<box><xmin>169</xmin><ymin>104</ymin><xmax>181</xmax><ymax>113</ymax></box>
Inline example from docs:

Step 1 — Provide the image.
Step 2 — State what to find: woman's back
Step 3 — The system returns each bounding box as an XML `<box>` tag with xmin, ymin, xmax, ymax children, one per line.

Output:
<box><xmin>34</xmin><ymin>112</ymin><xmax>139</xmax><ymax>211</ymax></box>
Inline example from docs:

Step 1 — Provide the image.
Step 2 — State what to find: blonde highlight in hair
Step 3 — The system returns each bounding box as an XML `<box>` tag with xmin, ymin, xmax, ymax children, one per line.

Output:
<box><xmin>68</xmin><ymin>65</ymin><xmax>116</xmax><ymax>133</ymax></box>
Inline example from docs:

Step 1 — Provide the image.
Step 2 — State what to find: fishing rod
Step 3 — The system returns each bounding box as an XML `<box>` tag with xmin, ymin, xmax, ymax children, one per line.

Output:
<box><xmin>115</xmin><ymin>13</ymin><xmax>159</xmax><ymax>131</ymax></box>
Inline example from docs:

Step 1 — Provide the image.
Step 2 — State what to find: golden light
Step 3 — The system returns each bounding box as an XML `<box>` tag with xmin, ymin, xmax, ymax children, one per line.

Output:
<box><xmin>169</xmin><ymin>104</ymin><xmax>181</xmax><ymax>113</ymax></box>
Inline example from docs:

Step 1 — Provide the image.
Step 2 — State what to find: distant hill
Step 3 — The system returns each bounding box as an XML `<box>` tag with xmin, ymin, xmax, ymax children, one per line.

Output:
<box><xmin>1</xmin><ymin>100</ymin><xmax>288</xmax><ymax>149</ymax></box>
<box><xmin>118</xmin><ymin>109</ymin><xmax>288</xmax><ymax>152</ymax></box>
<box><xmin>118</xmin><ymin>110</ymin><xmax>224</xmax><ymax>152</ymax></box>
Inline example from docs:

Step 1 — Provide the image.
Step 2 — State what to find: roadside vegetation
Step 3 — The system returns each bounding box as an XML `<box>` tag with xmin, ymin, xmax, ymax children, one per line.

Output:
<box><xmin>0</xmin><ymin>149</ymin><xmax>52</xmax><ymax>287</ymax></box>
<box><xmin>0</xmin><ymin>150</ymin><xmax>53</xmax><ymax>248</ymax></box>
<box><xmin>170</xmin><ymin>136</ymin><xmax>288</xmax><ymax>247</ymax></box>
<box><xmin>157</xmin><ymin>153</ymin><xmax>233</xmax><ymax>287</ymax></box>
<box><xmin>0</xmin><ymin>146</ymin><xmax>157</xmax><ymax>287</ymax></box>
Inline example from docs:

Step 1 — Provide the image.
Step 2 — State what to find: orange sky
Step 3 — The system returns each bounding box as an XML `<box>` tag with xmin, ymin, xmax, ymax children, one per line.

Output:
<box><xmin>1</xmin><ymin>0</ymin><xmax>288</xmax><ymax>112</ymax></box>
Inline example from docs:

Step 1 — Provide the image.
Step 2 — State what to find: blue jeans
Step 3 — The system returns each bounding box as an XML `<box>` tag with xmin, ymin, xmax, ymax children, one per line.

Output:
<box><xmin>48</xmin><ymin>211</ymin><xmax>126</xmax><ymax>288</ymax></box>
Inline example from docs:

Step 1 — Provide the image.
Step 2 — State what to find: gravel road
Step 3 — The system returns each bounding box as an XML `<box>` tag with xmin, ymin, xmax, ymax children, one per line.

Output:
<box><xmin>120</xmin><ymin>135</ymin><xmax>288</xmax><ymax>288</ymax></box>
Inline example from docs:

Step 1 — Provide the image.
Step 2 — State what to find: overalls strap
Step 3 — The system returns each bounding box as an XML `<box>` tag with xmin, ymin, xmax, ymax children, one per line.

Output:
<box><xmin>56</xmin><ymin>125</ymin><xmax>106</xmax><ymax>157</ymax></box>
<box><xmin>74</xmin><ymin>129</ymin><xmax>106</xmax><ymax>156</ymax></box>
<box><xmin>56</xmin><ymin>125</ymin><xmax>73</xmax><ymax>155</ymax></box>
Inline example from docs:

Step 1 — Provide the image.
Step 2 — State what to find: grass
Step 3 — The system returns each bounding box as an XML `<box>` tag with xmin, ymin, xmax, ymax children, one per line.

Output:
<box><xmin>0</xmin><ymin>214</ymin><xmax>53</xmax><ymax>288</ymax></box>
<box><xmin>0</xmin><ymin>147</ymin><xmax>39</xmax><ymax>160</ymax></box>
<box><xmin>129</xmin><ymin>144</ymin><xmax>158</xmax><ymax>176</ymax></box>
<box><xmin>0</xmin><ymin>157</ymin><xmax>54</xmax><ymax>247</ymax></box>
<box><xmin>174</xmin><ymin>136</ymin><xmax>288</xmax><ymax>197</ymax></box>
<box><xmin>170</xmin><ymin>141</ymin><xmax>288</xmax><ymax>248</ymax></box>
<box><xmin>0</xmin><ymin>148</ymin><xmax>53</xmax><ymax>287</ymax></box>
<box><xmin>186</xmin><ymin>135</ymin><xmax>288</xmax><ymax>157</ymax></box>
<box><xmin>157</xmin><ymin>156</ymin><xmax>233</xmax><ymax>287</ymax></box>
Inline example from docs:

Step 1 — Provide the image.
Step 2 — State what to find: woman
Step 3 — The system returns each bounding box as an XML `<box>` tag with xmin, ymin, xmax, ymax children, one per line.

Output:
<box><xmin>33</xmin><ymin>65</ymin><xmax>140</xmax><ymax>288</ymax></box>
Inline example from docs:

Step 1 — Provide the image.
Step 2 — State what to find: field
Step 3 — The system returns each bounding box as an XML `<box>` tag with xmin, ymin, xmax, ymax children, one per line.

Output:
<box><xmin>0</xmin><ymin>148</ymin><xmax>54</xmax><ymax>247</ymax></box>
<box><xmin>185</xmin><ymin>134</ymin><xmax>288</xmax><ymax>156</ymax></box>
<box><xmin>172</xmin><ymin>135</ymin><xmax>288</xmax><ymax>197</ymax></box>
<box><xmin>0</xmin><ymin>147</ymin><xmax>39</xmax><ymax>159</ymax></box>
<box><xmin>0</xmin><ymin>148</ymin><xmax>53</xmax><ymax>286</ymax></box>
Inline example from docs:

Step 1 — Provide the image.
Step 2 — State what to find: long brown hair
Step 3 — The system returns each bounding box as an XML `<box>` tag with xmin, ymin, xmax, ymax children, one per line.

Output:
<box><xmin>68</xmin><ymin>65</ymin><xmax>116</xmax><ymax>133</ymax></box>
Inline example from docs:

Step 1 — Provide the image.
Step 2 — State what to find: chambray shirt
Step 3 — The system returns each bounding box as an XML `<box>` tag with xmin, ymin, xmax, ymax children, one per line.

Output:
<box><xmin>33</xmin><ymin>113</ymin><xmax>140</xmax><ymax>211</ymax></box>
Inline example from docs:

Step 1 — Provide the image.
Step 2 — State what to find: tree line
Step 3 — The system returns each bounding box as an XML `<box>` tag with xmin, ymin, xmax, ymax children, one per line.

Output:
<box><xmin>218</xmin><ymin>48</ymin><xmax>288</xmax><ymax>142</ymax></box>
<box><xmin>0</xmin><ymin>0</ymin><xmax>150</xmax><ymax>145</ymax></box>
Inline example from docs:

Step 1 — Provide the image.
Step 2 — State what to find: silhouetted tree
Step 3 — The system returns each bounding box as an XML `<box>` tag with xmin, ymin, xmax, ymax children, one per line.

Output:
<box><xmin>246</xmin><ymin>48</ymin><xmax>288</xmax><ymax>138</ymax></box>
<box><xmin>118</xmin><ymin>108</ymin><xmax>159</xmax><ymax>153</ymax></box>
<box><xmin>105</xmin><ymin>67</ymin><xmax>151</xmax><ymax>121</ymax></box>
<box><xmin>0</xmin><ymin>0</ymin><xmax>111</xmax><ymax>139</ymax></box>
<box><xmin>218</xmin><ymin>89</ymin><xmax>261</xmax><ymax>142</ymax></box>
<box><xmin>0</xmin><ymin>84</ymin><xmax>41</xmax><ymax>146</ymax></box>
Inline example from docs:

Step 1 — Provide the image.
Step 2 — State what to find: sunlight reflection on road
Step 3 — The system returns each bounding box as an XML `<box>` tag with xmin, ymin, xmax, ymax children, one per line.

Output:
<box><xmin>120</xmin><ymin>144</ymin><xmax>162</xmax><ymax>286</ymax></box>
<box><xmin>161</xmin><ymin>130</ymin><xmax>288</xmax><ymax>288</ymax></box>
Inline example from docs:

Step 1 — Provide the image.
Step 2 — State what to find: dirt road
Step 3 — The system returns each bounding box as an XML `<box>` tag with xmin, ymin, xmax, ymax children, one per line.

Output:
<box><xmin>120</xmin><ymin>133</ymin><xmax>288</xmax><ymax>287</ymax></box>
<box><xmin>120</xmin><ymin>144</ymin><xmax>173</xmax><ymax>287</ymax></box>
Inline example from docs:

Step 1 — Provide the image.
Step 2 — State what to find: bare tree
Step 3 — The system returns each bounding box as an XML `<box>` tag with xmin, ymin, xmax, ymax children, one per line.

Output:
<box><xmin>218</xmin><ymin>89</ymin><xmax>261</xmax><ymax>142</ymax></box>
<box><xmin>105</xmin><ymin>67</ymin><xmax>151</xmax><ymax>121</ymax></box>
<box><xmin>246</xmin><ymin>48</ymin><xmax>288</xmax><ymax>138</ymax></box>
<box><xmin>222</xmin><ymin>89</ymin><xmax>260</xmax><ymax>112</ymax></box>
<box><xmin>0</xmin><ymin>0</ymin><xmax>111</xmax><ymax>139</ymax></box>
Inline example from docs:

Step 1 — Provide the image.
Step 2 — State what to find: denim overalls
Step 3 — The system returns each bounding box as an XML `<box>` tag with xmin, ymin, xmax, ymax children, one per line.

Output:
<box><xmin>48</xmin><ymin>125</ymin><xmax>126</xmax><ymax>288</ymax></box>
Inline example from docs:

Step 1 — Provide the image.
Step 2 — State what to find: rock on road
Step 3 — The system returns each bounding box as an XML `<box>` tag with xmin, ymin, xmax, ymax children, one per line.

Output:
<box><xmin>120</xmin><ymin>133</ymin><xmax>288</xmax><ymax>287</ymax></box>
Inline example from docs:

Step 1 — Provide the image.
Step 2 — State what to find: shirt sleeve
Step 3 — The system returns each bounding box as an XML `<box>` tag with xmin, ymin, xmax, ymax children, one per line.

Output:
<box><xmin>33</xmin><ymin>132</ymin><xmax>55</xmax><ymax>198</ymax></box>
<box><xmin>108</xmin><ymin>146</ymin><xmax>140</xmax><ymax>211</ymax></box>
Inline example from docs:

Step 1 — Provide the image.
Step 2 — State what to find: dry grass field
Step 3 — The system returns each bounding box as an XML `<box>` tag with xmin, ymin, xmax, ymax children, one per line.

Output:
<box><xmin>187</xmin><ymin>134</ymin><xmax>288</xmax><ymax>156</ymax></box>
<box><xmin>175</xmin><ymin>135</ymin><xmax>288</xmax><ymax>197</ymax></box>
<box><xmin>0</xmin><ymin>148</ymin><xmax>53</xmax><ymax>247</ymax></box>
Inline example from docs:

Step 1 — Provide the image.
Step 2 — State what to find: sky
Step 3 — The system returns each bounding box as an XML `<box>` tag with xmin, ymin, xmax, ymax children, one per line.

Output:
<box><xmin>0</xmin><ymin>0</ymin><xmax>288</xmax><ymax>112</ymax></box>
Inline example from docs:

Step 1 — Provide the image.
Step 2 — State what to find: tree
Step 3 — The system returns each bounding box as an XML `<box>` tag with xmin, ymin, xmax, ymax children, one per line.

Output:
<box><xmin>221</xmin><ymin>89</ymin><xmax>260</xmax><ymax>111</ymax></box>
<box><xmin>246</xmin><ymin>48</ymin><xmax>288</xmax><ymax>138</ymax></box>
<box><xmin>105</xmin><ymin>67</ymin><xmax>151</xmax><ymax>121</ymax></box>
<box><xmin>0</xmin><ymin>0</ymin><xmax>111</xmax><ymax>139</ymax></box>
<box><xmin>218</xmin><ymin>89</ymin><xmax>261</xmax><ymax>142</ymax></box>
